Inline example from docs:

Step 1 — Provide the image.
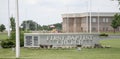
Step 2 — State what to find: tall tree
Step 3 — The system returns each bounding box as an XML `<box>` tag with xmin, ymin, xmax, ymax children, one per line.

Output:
<box><xmin>0</xmin><ymin>24</ymin><xmax>6</xmax><ymax>32</ymax></box>
<box><xmin>10</xmin><ymin>17</ymin><xmax>15</xmax><ymax>31</ymax></box>
<box><xmin>111</xmin><ymin>14</ymin><xmax>120</xmax><ymax>33</ymax></box>
<box><xmin>117</xmin><ymin>15</ymin><xmax>120</xmax><ymax>26</ymax></box>
<box><xmin>21</xmin><ymin>20</ymin><xmax>39</xmax><ymax>31</ymax></box>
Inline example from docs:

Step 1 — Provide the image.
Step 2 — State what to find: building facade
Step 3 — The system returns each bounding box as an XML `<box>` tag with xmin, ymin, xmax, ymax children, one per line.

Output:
<box><xmin>62</xmin><ymin>12</ymin><xmax>120</xmax><ymax>33</ymax></box>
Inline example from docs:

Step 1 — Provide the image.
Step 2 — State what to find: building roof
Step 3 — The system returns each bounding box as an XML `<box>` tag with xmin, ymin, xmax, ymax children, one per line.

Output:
<box><xmin>62</xmin><ymin>12</ymin><xmax>120</xmax><ymax>18</ymax></box>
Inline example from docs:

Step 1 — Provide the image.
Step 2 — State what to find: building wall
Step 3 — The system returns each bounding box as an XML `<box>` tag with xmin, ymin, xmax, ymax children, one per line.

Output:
<box><xmin>62</xmin><ymin>17</ymin><xmax>82</xmax><ymax>33</ymax></box>
<box><xmin>62</xmin><ymin>16</ymin><xmax>120</xmax><ymax>33</ymax></box>
<box><xmin>90</xmin><ymin>16</ymin><xmax>114</xmax><ymax>32</ymax></box>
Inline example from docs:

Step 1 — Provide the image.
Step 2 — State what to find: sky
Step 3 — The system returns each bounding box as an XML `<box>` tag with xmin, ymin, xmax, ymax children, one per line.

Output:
<box><xmin>0</xmin><ymin>0</ymin><xmax>119</xmax><ymax>30</ymax></box>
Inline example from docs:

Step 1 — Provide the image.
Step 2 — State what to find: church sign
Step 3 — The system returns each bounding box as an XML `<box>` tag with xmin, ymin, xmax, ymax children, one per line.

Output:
<box><xmin>24</xmin><ymin>33</ymin><xmax>101</xmax><ymax>48</ymax></box>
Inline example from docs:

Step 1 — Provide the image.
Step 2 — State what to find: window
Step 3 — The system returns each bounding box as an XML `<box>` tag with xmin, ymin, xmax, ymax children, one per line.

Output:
<box><xmin>26</xmin><ymin>36</ymin><xmax>32</xmax><ymax>46</ymax></box>
<box><xmin>92</xmin><ymin>18</ymin><xmax>96</xmax><ymax>22</ymax></box>
<box><xmin>106</xmin><ymin>18</ymin><xmax>109</xmax><ymax>22</ymax></box>
<box><xmin>34</xmin><ymin>36</ymin><xmax>38</xmax><ymax>46</ymax></box>
<box><xmin>103</xmin><ymin>18</ymin><xmax>106</xmax><ymax>22</ymax></box>
<box><xmin>103</xmin><ymin>18</ymin><xmax>109</xmax><ymax>22</ymax></box>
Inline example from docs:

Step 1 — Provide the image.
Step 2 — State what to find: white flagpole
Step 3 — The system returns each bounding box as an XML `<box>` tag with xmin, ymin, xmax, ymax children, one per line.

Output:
<box><xmin>15</xmin><ymin>0</ymin><xmax>20</xmax><ymax>58</ymax></box>
<box><xmin>97</xmin><ymin>9</ymin><xmax>100</xmax><ymax>33</ymax></box>
<box><xmin>89</xmin><ymin>0</ymin><xmax>92</xmax><ymax>34</ymax></box>
<box><xmin>86</xmin><ymin>1</ymin><xmax>89</xmax><ymax>33</ymax></box>
<box><xmin>8</xmin><ymin>0</ymin><xmax>10</xmax><ymax>37</ymax></box>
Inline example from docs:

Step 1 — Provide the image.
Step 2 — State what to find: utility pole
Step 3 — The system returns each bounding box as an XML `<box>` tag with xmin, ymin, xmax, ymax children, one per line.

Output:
<box><xmin>15</xmin><ymin>0</ymin><xmax>20</xmax><ymax>58</ymax></box>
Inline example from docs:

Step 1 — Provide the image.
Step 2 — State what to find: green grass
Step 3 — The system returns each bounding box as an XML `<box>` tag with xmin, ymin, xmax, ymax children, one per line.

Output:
<box><xmin>101</xmin><ymin>32</ymin><xmax>120</xmax><ymax>35</ymax></box>
<box><xmin>0</xmin><ymin>32</ymin><xmax>120</xmax><ymax>59</ymax></box>
<box><xmin>0</xmin><ymin>32</ymin><xmax>8</xmax><ymax>40</ymax></box>
<box><xmin>0</xmin><ymin>39</ymin><xmax>120</xmax><ymax>59</ymax></box>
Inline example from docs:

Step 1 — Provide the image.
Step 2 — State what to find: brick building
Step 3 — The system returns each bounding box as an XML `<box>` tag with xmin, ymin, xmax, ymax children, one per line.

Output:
<box><xmin>62</xmin><ymin>12</ymin><xmax>120</xmax><ymax>33</ymax></box>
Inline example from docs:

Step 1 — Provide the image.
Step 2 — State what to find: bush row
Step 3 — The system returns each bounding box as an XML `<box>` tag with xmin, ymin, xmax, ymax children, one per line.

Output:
<box><xmin>0</xmin><ymin>31</ymin><xmax>24</xmax><ymax>48</ymax></box>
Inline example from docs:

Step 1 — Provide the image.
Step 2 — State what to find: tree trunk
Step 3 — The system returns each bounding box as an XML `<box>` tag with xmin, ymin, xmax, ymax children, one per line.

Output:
<box><xmin>114</xmin><ymin>29</ymin><xmax>116</xmax><ymax>34</ymax></box>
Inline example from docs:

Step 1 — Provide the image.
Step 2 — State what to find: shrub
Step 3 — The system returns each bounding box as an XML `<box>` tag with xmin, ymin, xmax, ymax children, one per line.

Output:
<box><xmin>99</xmin><ymin>33</ymin><xmax>108</xmax><ymax>37</ymax></box>
<box><xmin>1</xmin><ymin>39</ymin><xmax>15</xmax><ymax>48</ymax></box>
<box><xmin>10</xmin><ymin>31</ymin><xmax>24</xmax><ymax>47</ymax></box>
<box><xmin>20</xmin><ymin>31</ymin><xmax>24</xmax><ymax>47</ymax></box>
<box><xmin>1</xmin><ymin>31</ymin><xmax>24</xmax><ymax>48</ymax></box>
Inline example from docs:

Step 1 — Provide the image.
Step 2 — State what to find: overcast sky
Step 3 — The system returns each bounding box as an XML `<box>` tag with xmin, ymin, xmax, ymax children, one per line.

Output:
<box><xmin>0</xmin><ymin>0</ymin><xmax>119</xmax><ymax>30</ymax></box>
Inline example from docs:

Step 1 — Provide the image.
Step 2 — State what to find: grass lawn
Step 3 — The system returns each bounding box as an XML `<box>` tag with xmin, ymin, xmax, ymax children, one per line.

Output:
<box><xmin>101</xmin><ymin>32</ymin><xmax>120</xmax><ymax>35</ymax></box>
<box><xmin>0</xmin><ymin>39</ymin><xmax>120</xmax><ymax>59</ymax></box>
<box><xmin>0</xmin><ymin>32</ymin><xmax>8</xmax><ymax>40</ymax></box>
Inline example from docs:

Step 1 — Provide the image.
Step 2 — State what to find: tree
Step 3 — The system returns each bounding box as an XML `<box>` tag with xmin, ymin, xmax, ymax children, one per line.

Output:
<box><xmin>117</xmin><ymin>15</ymin><xmax>120</xmax><ymax>26</ymax></box>
<box><xmin>40</xmin><ymin>23</ymin><xmax>62</xmax><ymax>31</ymax></box>
<box><xmin>21</xmin><ymin>20</ymin><xmax>39</xmax><ymax>31</ymax></box>
<box><xmin>42</xmin><ymin>25</ymin><xmax>49</xmax><ymax>30</ymax></box>
<box><xmin>0</xmin><ymin>24</ymin><xmax>6</xmax><ymax>32</ymax></box>
<box><xmin>111</xmin><ymin>20</ymin><xmax>118</xmax><ymax>33</ymax></box>
<box><xmin>111</xmin><ymin>14</ymin><xmax>120</xmax><ymax>33</ymax></box>
<box><xmin>9</xmin><ymin>31</ymin><xmax>24</xmax><ymax>47</ymax></box>
<box><xmin>10</xmin><ymin>17</ymin><xmax>15</xmax><ymax>31</ymax></box>
<box><xmin>53</xmin><ymin>23</ymin><xmax>62</xmax><ymax>31</ymax></box>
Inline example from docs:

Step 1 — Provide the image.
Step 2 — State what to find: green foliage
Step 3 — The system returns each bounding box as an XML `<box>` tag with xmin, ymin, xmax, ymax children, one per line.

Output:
<box><xmin>42</xmin><ymin>25</ymin><xmax>50</xmax><ymax>30</ymax></box>
<box><xmin>21</xmin><ymin>20</ymin><xmax>39</xmax><ymax>31</ymax></box>
<box><xmin>1</xmin><ymin>39</ymin><xmax>15</xmax><ymax>48</ymax></box>
<box><xmin>117</xmin><ymin>15</ymin><xmax>120</xmax><ymax>26</ymax></box>
<box><xmin>21</xmin><ymin>20</ymin><xmax>62</xmax><ymax>31</ymax></box>
<box><xmin>38</xmin><ymin>25</ymin><xmax>43</xmax><ymax>30</ymax></box>
<box><xmin>0</xmin><ymin>24</ymin><xmax>6</xmax><ymax>32</ymax></box>
<box><xmin>20</xmin><ymin>31</ymin><xmax>24</xmax><ymax>46</ymax></box>
<box><xmin>53</xmin><ymin>23</ymin><xmax>62</xmax><ymax>31</ymax></box>
<box><xmin>1</xmin><ymin>31</ymin><xmax>24</xmax><ymax>48</ymax></box>
<box><xmin>9</xmin><ymin>17</ymin><xmax>24</xmax><ymax>47</ymax></box>
<box><xmin>10</xmin><ymin>31</ymin><xmax>16</xmax><ymax>41</ymax></box>
<box><xmin>1</xmin><ymin>39</ymin><xmax>120</xmax><ymax>59</ymax></box>
<box><xmin>111</xmin><ymin>20</ymin><xmax>118</xmax><ymax>29</ymax></box>
<box><xmin>111</xmin><ymin>13</ymin><xmax>120</xmax><ymax>33</ymax></box>
<box><xmin>41</xmin><ymin>23</ymin><xmax>62</xmax><ymax>31</ymax></box>
<box><xmin>99</xmin><ymin>33</ymin><xmax>108</xmax><ymax>37</ymax></box>
<box><xmin>10</xmin><ymin>17</ymin><xmax>15</xmax><ymax>31</ymax></box>
<box><xmin>10</xmin><ymin>31</ymin><xmax>24</xmax><ymax>47</ymax></box>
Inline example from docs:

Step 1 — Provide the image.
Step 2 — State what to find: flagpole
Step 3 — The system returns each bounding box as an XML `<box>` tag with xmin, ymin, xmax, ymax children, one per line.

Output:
<box><xmin>8</xmin><ymin>0</ymin><xmax>10</xmax><ymax>37</ymax></box>
<box><xmin>15</xmin><ymin>0</ymin><xmax>20</xmax><ymax>58</ymax></box>
<box><xmin>89</xmin><ymin>0</ymin><xmax>92</xmax><ymax>34</ymax></box>
<box><xmin>86</xmin><ymin>1</ymin><xmax>89</xmax><ymax>33</ymax></box>
<box><xmin>98</xmin><ymin>9</ymin><xmax>100</xmax><ymax>33</ymax></box>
